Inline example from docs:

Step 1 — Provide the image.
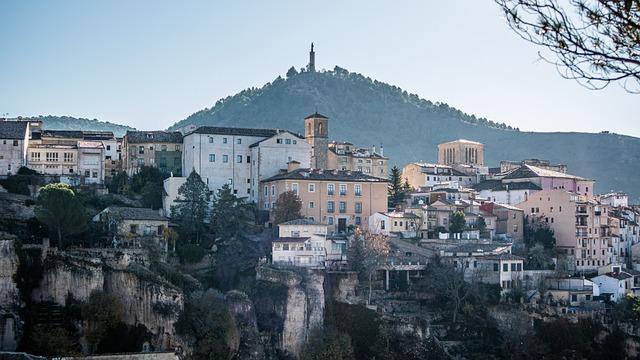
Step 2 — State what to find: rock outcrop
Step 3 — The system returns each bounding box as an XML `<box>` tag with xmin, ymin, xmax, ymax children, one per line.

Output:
<box><xmin>0</xmin><ymin>233</ymin><xmax>20</xmax><ymax>351</ymax></box>
<box><xmin>225</xmin><ymin>290</ymin><xmax>264</xmax><ymax>360</ymax></box>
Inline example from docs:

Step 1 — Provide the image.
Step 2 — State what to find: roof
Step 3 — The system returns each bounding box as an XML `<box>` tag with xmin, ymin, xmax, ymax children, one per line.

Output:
<box><xmin>273</xmin><ymin>237</ymin><xmax>311</xmax><ymax>243</ymax></box>
<box><xmin>280</xmin><ymin>218</ymin><xmax>322</xmax><ymax>226</ymax></box>
<box><xmin>41</xmin><ymin>130</ymin><xmax>115</xmax><ymax>140</ymax></box>
<box><xmin>596</xmin><ymin>272</ymin><xmax>632</xmax><ymax>281</ymax></box>
<box><xmin>378</xmin><ymin>211</ymin><xmax>420</xmax><ymax>219</ymax></box>
<box><xmin>188</xmin><ymin>126</ymin><xmax>279</xmax><ymax>138</ymax></box>
<box><xmin>304</xmin><ymin>112</ymin><xmax>328</xmax><ymax>119</ymax></box>
<box><xmin>261</xmin><ymin>168</ymin><xmax>389</xmax><ymax>183</ymax></box>
<box><xmin>104</xmin><ymin>206</ymin><xmax>168</xmax><ymax>221</ymax></box>
<box><xmin>503</xmin><ymin>164</ymin><xmax>587</xmax><ymax>181</ymax></box>
<box><xmin>473</xmin><ymin>180</ymin><xmax>542</xmax><ymax>191</ymax></box>
<box><xmin>125</xmin><ymin>131</ymin><xmax>183</xmax><ymax>144</ymax></box>
<box><xmin>482</xmin><ymin>253</ymin><xmax>524</xmax><ymax>261</ymax></box>
<box><xmin>0</xmin><ymin>121</ymin><xmax>29</xmax><ymax>139</ymax></box>
<box><xmin>447</xmin><ymin>243</ymin><xmax>510</xmax><ymax>254</ymax></box>
<box><xmin>439</xmin><ymin>139</ymin><xmax>483</xmax><ymax>146</ymax></box>
<box><xmin>248</xmin><ymin>130</ymin><xmax>305</xmax><ymax>147</ymax></box>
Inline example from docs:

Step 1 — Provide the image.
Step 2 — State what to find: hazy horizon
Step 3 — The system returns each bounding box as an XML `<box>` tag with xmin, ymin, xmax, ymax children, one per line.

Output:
<box><xmin>1</xmin><ymin>1</ymin><xmax>638</xmax><ymax>136</ymax></box>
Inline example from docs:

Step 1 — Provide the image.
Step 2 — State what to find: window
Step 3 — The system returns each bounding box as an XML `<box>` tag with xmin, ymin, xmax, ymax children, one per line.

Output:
<box><xmin>328</xmin><ymin>184</ymin><xmax>335</xmax><ymax>195</ymax></box>
<box><xmin>175</xmin><ymin>145</ymin><xmax>181</xmax><ymax>151</ymax></box>
<box><xmin>31</xmin><ymin>152</ymin><xmax>40</xmax><ymax>161</ymax></box>
<box><xmin>237</xmin><ymin>138</ymin><xmax>242</xmax><ymax>144</ymax></box>
<box><xmin>137</xmin><ymin>146</ymin><xmax>144</xmax><ymax>154</ymax></box>
<box><xmin>493</xmin><ymin>263</ymin><xmax>499</xmax><ymax>272</ymax></box>
<box><xmin>84</xmin><ymin>170</ymin><xmax>90</xmax><ymax>177</ymax></box>
<box><xmin>511</xmin><ymin>263</ymin><xmax>516</xmax><ymax>271</ymax></box>
<box><xmin>328</xmin><ymin>216</ymin><xmax>334</xmax><ymax>225</ymax></box>
<box><xmin>339</xmin><ymin>201</ymin><xmax>346</xmax><ymax>213</ymax></box>
<box><xmin>106</xmin><ymin>145</ymin><xmax>111</xmax><ymax>151</ymax></box>
<box><xmin>130</xmin><ymin>224</ymin><xmax>138</xmax><ymax>233</ymax></box>
<box><xmin>381</xmin><ymin>220</ymin><xmax>385</xmax><ymax>230</ymax></box>
<box><xmin>309</xmin><ymin>201</ymin><xmax>315</xmax><ymax>209</ymax></box>
<box><xmin>64</xmin><ymin>153</ymin><xmax>74</xmax><ymax>162</ymax></box>
<box><xmin>355</xmin><ymin>216</ymin><xmax>361</xmax><ymax>225</ymax></box>
<box><xmin>355</xmin><ymin>184</ymin><xmax>362</xmax><ymax>196</ymax></box>
<box><xmin>291</xmin><ymin>183</ymin><xmax>299</xmax><ymax>195</ymax></box>
<box><xmin>503</xmin><ymin>263</ymin><xmax>508</xmax><ymax>272</ymax></box>
<box><xmin>236</xmin><ymin>155</ymin><xmax>242</xmax><ymax>163</ymax></box>
<box><xmin>285</xmin><ymin>138</ymin><xmax>291</xmax><ymax>144</ymax></box>
<box><xmin>13</xmin><ymin>140</ymin><xmax>18</xmax><ymax>146</ymax></box>
<box><xmin>339</xmin><ymin>184</ymin><xmax>347</xmax><ymax>196</ymax></box>
<box><xmin>308</xmin><ymin>183</ymin><xmax>315</xmax><ymax>192</ymax></box>
<box><xmin>355</xmin><ymin>202</ymin><xmax>362</xmax><ymax>214</ymax></box>
<box><xmin>223</xmin><ymin>155</ymin><xmax>229</xmax><ymax>163</ymax></box>
<box><xmin>46</xmin><ymin>152</ymin><xmax>58</xmax><ymax>162</ymax></box>
<box><xmin>571</xmin><ymin>294</ymin><xmax>578</xmax><ymax>302</ymax></box>
<box><xmin>293</xmin><ymin>140</ymin><xmax>297</xmax><ymax>144</ymax></box>
<box><xmin>276</xmin><ymin>138</ymin><xmax>283</xmax><ymax>144</ymax></box>
<box><xmin>209</xmin><ymin>154</ymin><xmax>215</xmax><ymax>162</ymax></box>
<box><xmin>92</xmin><ymin>171</ymin><xmax>98</xmax><ymax>178</ymax></box>
<box><xmin>246</xmin><ymin>156</ymin><xmax>250</xmax><ymax>163</ymax></box>
<box><xmin>208</xmin><ymin>137</ymin><xmax>214</xmax><ymax>143</ymax></box>
<box><xmin>327</xmin><ymin>201</ymin><xmax>335</xmax><ymax>213</ymax></box>
<box><xmin>271</xmin><ymin>185</ymin><xmax>276</xmax><ymax>196</ymax></box>
<box><xmin>223</xmin><ymin>137</ymin><xmax>228</xmax><ymax>144</ymax></box>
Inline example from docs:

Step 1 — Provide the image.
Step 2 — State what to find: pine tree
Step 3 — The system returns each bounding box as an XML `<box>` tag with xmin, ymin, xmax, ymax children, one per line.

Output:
<box><xmin>171</xmin><ymin>170</ymin><xmax>210</xmax><ymax>244</ymax></box>
<box><xmin>387</xmin><ymin>166</ymin><xmax>407</xmax><ymax>208</ymax></box>
<box><xmin>273</xmin><ymin>191</ymin><xmax>302</xmax><ymax>225</ymax></box>
<box><xmin>35</xmin><ymin>183</ymin><xmax>87</xmax><ymax>248</ymax></box>
<box><xmin>210</xmin><ymin>184</ymin><xmax>255</xmax><ymax>243</ymax></box>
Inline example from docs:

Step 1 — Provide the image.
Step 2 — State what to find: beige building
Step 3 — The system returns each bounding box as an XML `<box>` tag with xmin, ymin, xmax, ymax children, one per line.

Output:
<box><xmin>123</xmin><ymin>131</ymin><xmax>183</xmax><ymax>176</ymax></box>
<box><xmin>481</xmin><ymin>202</ymin><xmax>524</xmax><ymax>243</ymax></box>
<box><xmin>438</xmin><ymin>139</ymin><xmax>485</xmax><ymax>167</ymax></box>
<box><xmin>260</xmin><ymin>167</ymin><xmax>388</xmax><ymax>233</ymax></box>
<box><xmin>304</xmin><ymin>112</ymin><xmax>329</xmax><ymax>169</ymax></box>
<box><xmin>327</xmin><ymin>141</ymin><xmax>388</xmax><ymax>179</ymax></box>
<box><xmin>0</xmin><ymin>120</ymin><xmax>37</xmax><ymax>176</ymax></box>
<box><xmin>517</xmin><ymin>189</ymin><xmax>612</xmax><ymax>272</ymax></box>
<box><xmin>402</xmin><ymin>162</ymin><xmax>477</xmax><ymax>190</ymax></box>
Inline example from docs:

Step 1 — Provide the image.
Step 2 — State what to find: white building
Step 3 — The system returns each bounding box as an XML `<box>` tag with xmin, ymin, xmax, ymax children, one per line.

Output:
<box><xmin>77</xmin><ymin>141</ymin><xmax>105</xmax><ymax>184</ymax></box>
<box><xmin>0</xmin><ymin>120</ymin><xmax>35</xmax><ymax>176</ymax></box>
<box><xmin>162</xmin><ymin>175</ymin><xmax>187</xmax><ymax>216</ymax></box>
<box><xmin>272</xmin><ymin>219</ymin><xmax>328</xmax><ymax>267</ymax></box>
<box><xmin>599</xmin><ymin>192</ymin><xmax>628</xmax><ymax>208</ymax></box>
<box><xmin>591</xmin><ymin>270</ymin><xmax>638</xmax><ymax>302</ymax></box>
<box><xmin>182</xmin><ymin>126</ymin><xmax>310</xmax><ymax>201</ymax></box>
<box><xmin>473</xmin><ymin>180</ymin><xmax>542</xmax><ymax>206</ymax></box>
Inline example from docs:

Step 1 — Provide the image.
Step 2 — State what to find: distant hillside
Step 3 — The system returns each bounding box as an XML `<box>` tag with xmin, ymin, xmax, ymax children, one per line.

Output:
<box><xmin>170</xmin><ymin>67</ymin><xmax>640</xmax><ymax>202</ymax></box>
<box><xmin>32</xmin><ymin>115</ymin><xmax>135</xmax><ymax>137</ymax></box>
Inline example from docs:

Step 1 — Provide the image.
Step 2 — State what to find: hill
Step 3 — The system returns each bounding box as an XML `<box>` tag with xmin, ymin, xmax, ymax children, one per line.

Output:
<box><xmin>170</xmin><ymin>67</ymin><xmax>640</xmax><ymax>202</ymax></box>
<box><xmin>31</xmin><ymin>115</ymin><xmax>135</xmax><ymax>137</ymax></box>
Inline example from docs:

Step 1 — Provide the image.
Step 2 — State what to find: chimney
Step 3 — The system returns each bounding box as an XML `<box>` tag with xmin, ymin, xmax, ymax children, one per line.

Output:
<box><xmin>287</xmin><ymin>160</ymin><xmax>300</xmax><ymax>172</ymax></box>
<box><xmin>380</xmin><ymin>144</ymin><xmax>384</xmax><ymax>156</ymax></box>
<box><xmin>372</xmin><ymin>144</ymin><xmax>376</xmax><ymax>154</ymax></box>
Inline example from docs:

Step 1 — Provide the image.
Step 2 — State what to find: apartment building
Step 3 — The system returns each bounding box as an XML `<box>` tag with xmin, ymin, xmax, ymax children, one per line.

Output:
<box><xmin>402</xmin><ymin>162</ymin><xmax>477</xmax><ymax>190</ymax></box>
<box><xmin>123</xmin><ymin>131</ymin><xmax>183</xmax><ymax>176</ymax></box>
<box><xmin>0</xmin><ymin>120</ymin><xmax>34</xmax><ymax>176</ymax></box>
<box><xmin>260</xmin><ymin>167</ymin><xmax>388</xmax><ymax>232</ymax></box>
<box><xmin>327</xmin><ymin>141</ymin><xmax>388</xmax><ymax>179</ymax></box>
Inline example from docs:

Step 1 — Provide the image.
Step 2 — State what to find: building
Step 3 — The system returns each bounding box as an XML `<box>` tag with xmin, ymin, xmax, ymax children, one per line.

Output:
<box><xmin>402</xmin><ymin>162</ymin><xmax>477</xmax><ymax>190</ymax></box>
<box><xmin>162</xmin><ymin>175</ymin><xmax>187</xmax><ymax>216</ymax></box>
<box><xmin>182</xmin><ymin>126</ymin><xmax>310</xmax><ymax>200</ymax></box>
<box><xmin>480</xmin><ymin>202</ymin><xmax>525</xmax><ymax>243</ymax></box>
<box><xmin>517</xmin><ymin>189</ymin><xmax>612</xmax><ymax>272</ymax></box>
<box><xmin>473</xmin><ymin>179</ymin><xmax>542</xmax><ymax>206</ymax></box>
<box><xmin>591</xmin><ymin>267</ymin><xmax>640</xmax><ymax>302</ymax></box>
<box><xmin>599</xmin><ymin>192</ymin><xmax>628</xmax><ymax>208</ymax></box>
<box><xmin>307</xmin><ymin>42</ymin><xmax>316</xmax><ymax>72</ymax></box>
<box><xmin>93</xmin><ymin>206</ymin><xmax>169</xmax><ymax>250</ymax></box>
<box><xmin>502</xmin><ymin>164</ymin><xmax>594</xmax><ymax>199</ymax></box>
<box><xmin>499</xmin><ymin>159</ymin><xmax>567</xmax><ymax>175</ymax></box>
<box><xmin>438</xmin><ymin>139</ymin><xmax>485</xmax><ymax>167</ymax></box>
<box><xmin>260</xmin><ymin>168</ymin><xmax>388</xmax><ymax>232</ymax></box>
<box><xmin>369</xmin><ymin>210</ymin><xmax>421</xmax><ymax>238</ymax></box>
<box><xmin>271</xmin><ymin>219</ymin><xmax>330</xmax><ymax>267</ymax></box>
<box><xmin>304</xmin><ymin>112</ymin><xmax>329</xmax><ymax>169</ymax></box>
<box><xmin>123</xmin><ymin>131</ymin><xmax>183</xmax><ymax>176</ymax></box>
<box><xmin>327</xmin><ymin>142</ymin><xmax>388</xmax><ymax>178</ymax></box>
<box><xmin>0</xmin><ymin>120</ymin><xmax>35</xmax><ymax>176</ymax></box>
<box><xmin>77</xmin><ymin>141</ymin><xmax>105</xmax><ymax>184</ymax></box>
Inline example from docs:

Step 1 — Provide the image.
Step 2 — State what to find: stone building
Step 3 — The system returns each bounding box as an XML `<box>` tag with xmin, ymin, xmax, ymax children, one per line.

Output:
<box><xmin>402</xmin><ymin>162</ymin><xmax>478</xmax><ymax>190</ymax></box>
<box><xmin>304</xmin><ymin>112</ymin><xmax>329</xmax><ymax>169</ymax></box>
<box><xmin>123</xmin><ymin>131</ymin><xmax>183</xmax><ymax>176</ymax></box>
<box><xmin>438</xmin><ymin>139</ymin><xmax>485</xmax><ymax>167</ymax></box>
<box><xmin>260</xmin><ymin>168</ymin><xmax>388</xmax><ymax>232</ymax></box>
<box><xmin>93</xmin><ymin>206</ymin><xmax>169</xmax><ymax>250</ymax></box>
<box><xmin>0</xmin><ymin>120</ymin><xmax>35</xmax><ymax>176</ymax></box>
<box><xmin>327</xmin><ymin>141</ymin><xmax>388</xmax><ymax>179</ymax></box>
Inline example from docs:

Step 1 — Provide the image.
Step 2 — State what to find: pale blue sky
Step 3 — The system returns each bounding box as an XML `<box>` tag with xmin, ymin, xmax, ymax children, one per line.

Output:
<box><xmin>1</xmin><ymin>0</ymin><xmax>638</xmax><ymax>135</ymax></box>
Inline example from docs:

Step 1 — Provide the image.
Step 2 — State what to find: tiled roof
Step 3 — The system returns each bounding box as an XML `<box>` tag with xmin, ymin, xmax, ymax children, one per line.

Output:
<box><xmin>304</xmin><ymin>112</ymin><xmax>328</xmax><ymax>119</ymax></box>
<box><xmin>189</xmin><ymin>126</ymin><xmax>278</xmax><ymax>138</ymax></box>
<box><xmin>41</xmin><ymin>130</ymin><xmax>115</xmax><ymax>140</ymax></box>
<box><xmin>473</xmin><ymin>180</ymin><xmax>542</xmax><ymax>191</ymax></box>
<box><xmin>280</xmin><ymin>218</ymin><xmax>322</xmax><ymax>226</ymax></box>
<box><xmin>125</xmin><ymin>131</ymin><xmax>183</xmax><ymax>144</ymax></box>
<box><xmin>273</xmin><ymin>237</ymin><xmax>311</xmax><ymax>243</ymax></box>
<box><xmin>261</xmin><ymin>168</ymin><xmax>389</xmax><ymax>183</ymax></box>
<box><xmin>482</xmin><ymin>253</ymin><xmax>524</xmax><ymax>261</ymax></box>
<box><xmin>248</xmin><ymin>130</ymin><xmax>305</xmax><ymax>147</ymax></box>
<box><xmin>104</xmin><ymin>206</ymin><xmax>168</xmax><ymax>221</ymax></box>
<box><xmin>503</xmin><ymin>164</ymin><xmax>587</xmax><ymax>181</ymax></box>
<box><xmin>0</xmin><ymin>121</ymin><xmax>28</xmax><ymax>140</ymax></box>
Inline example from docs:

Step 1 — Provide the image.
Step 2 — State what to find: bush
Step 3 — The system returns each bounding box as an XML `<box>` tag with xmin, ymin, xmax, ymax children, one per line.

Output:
<box><xmin>176</xmin><ymin>243</ymin><xmax>207</xmax><ymax>264</ymax></box>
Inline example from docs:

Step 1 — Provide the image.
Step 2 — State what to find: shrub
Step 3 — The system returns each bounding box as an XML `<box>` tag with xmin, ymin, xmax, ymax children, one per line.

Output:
<box><xmin>176</xmin><ymin>243</ymin><xmax>207</xmax><ymax>264</ymax></box>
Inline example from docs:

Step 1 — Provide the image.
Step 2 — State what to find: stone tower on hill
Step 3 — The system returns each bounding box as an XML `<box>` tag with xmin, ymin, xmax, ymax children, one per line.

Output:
<box><xmin>304</xmin><ymin>112</ymin><xmax>328</xmax><ymax>169</ymax></box>
<box><xmin>308</xmin><ymin>42</ymin><xmax>316</xmax><ymax>72</ymax></box>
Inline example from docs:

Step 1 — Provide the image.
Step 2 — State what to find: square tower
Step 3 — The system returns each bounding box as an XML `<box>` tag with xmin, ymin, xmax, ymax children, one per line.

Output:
<box><xmin>304</xmin><ymin>112</ymin><xmax>329</xmax><ymax>169</ymax></box>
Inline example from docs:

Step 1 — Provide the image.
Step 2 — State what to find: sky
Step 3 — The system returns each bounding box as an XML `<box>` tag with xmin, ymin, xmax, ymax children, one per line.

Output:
<box><xmin>1</xmin><ymin>0</ymin><xmax>638</xmax><ymax>136</ymax></box>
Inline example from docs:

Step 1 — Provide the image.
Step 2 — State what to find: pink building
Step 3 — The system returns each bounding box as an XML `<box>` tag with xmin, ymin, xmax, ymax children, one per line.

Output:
<box><xmin>502</xmin><ymin>164</ymin><xmax>594</xmax><ymax>199</ymax></box>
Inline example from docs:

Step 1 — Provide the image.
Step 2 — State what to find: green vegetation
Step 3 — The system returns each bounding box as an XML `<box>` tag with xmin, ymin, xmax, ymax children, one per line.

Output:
<box><xmin>449</xmin><ymin>211</ymin><xmax>466</xmax><ymax>234</ymax></box>
<box><xmin>387</xmin><ymin>166</ymin><xmax>410</xmax><ymax>208</ymax></box>
<box><xmin>523</xmin><ymin>216</ymin><xmax>556</xmax><ymax>270</ymax></box>
<box><xmin>210</xmin><ymin>184</ymin><xmax>256</xmax><ymax>243</ymax></box>
<box><xmin>171</xmin><ymin>170</ymin><xmax>210</xmax><ymax>244</ymax></box>
<box><xmin>301</xmin><ymin>327</ymin><xmax>355</xmax><ymax>360</ymax></box>
<box><xmin>272</xmin><ymin>190</ymin><xmax>302</xmax><ymax>225</ymax></box>
<box><xmin>35</xmin><ymin>115</ymin><xmax>134</xmax><ymax>136</ymax></box>
<box><xmin>35</xmin><ymin>183</ymin><xmax>88</xmax><ymax>248</ymax></box>
<box><xmin>108</xmin><ymin>166</ymin><xmax>168</xmax><ymax>209</ymax></box>
<box><xmin>0</xmin><ymin>166</ymin><xmax>40</xmax><ymax>195</ymax></box>
<box><xmin>83</xmin><ymin>290</ymin><xmax>123</xmax><ymax>347</ymax></box>
<box><xmin>175</xmin><ymin>290</ymin><xmax>240</xmax><ymax>360</ymax></box>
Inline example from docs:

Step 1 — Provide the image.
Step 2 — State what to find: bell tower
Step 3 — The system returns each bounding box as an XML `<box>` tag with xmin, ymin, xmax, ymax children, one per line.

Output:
<box><xmin>304</xmin><ymin>112</ymin><xmax>329</xmax><ymax>169</ymax></box>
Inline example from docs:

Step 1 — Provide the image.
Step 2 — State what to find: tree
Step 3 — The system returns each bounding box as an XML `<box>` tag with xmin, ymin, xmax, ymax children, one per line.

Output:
<box><xmin>348</xmin><ymin>229</ymin><xmax>389</xmax><ymax>305</ymax></box>
<box><xmin>171</xmin><ymin>170</ymin><xmax>210</xmax><ymax>244</ymax></box>
<box><xmin>175</xmin><ymin>290</ymin><xmax>240</xmax><ymax>360</ymax></box>
<box><xmin>449</xmin><ymin>211</ymin><xmax>466</xmax><ymax>234</ymax></box>
<box><xmin>27</xmin><ymin>325</ymin><xmax>79</xmax><ymax>356</ymax></box>
<box><xmin>495</xmin><ymin>0</ymin><xmax>640</xmax><ymax>92</ymax></box>
<box><xmin>301</xmin><ymin>327</ymin><xmax>355</xmax><ymax>360</ymax></box>
<box><xmin>524</xmin><ymin>216</ymin><xmax>556</xmax><ymax>249</ymax></box>
<box><xmin>272</xmin><ymin>190</ymin><xmax>302</xmax><ymax>225</ymax></box>
<box><xmin>210</xmin><ymin>184</ymin><xmax>255</xmax><ymax>243</ymax></box>
<box><xmin>108</xmin><ymin>171</ymin><xmax>129</xmax><ymax>194</ymax></box>
<box><xmin>35</xmin><ymin>183</ymin><xmax>87</xmax><ymax>248</ymax></box>
<box><xmin>83</xmin><ymin>290</ymin><xmax>123</xmax><ymax>349</ymax></box>
<box><xmin>388</xmin><ymin>166</ymin><xmax>408</xmax><ymax>208</ymax></box>
<box><xmin>526</xmin><ymin>242</ymin><xmax>554</xmax><ymax>269</ymax></box>
<box><xmin>141</xmin><ymin>181</ymin><xmax>164</xmax><ymax>209</ymax></box>
<box><xmin>476</xmin><ymin>216</ymin><xmax>487</xmax><ymax>234</ymax></box>
<box><xmin>286</xmin><ymin>66</ymin><xmax>299</xmax><ymax>78</ymax></box>
<box><xmin>423</xmin><ymin>262</ymin><xmax>472</xmax><ymax>323</ymax></box>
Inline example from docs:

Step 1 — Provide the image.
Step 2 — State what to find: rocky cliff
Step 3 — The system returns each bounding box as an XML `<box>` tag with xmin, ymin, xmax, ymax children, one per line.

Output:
<box><xmin>0</xmin><ymin>233</ymin><xmax>20</xmax><ymax>351</ymax></box>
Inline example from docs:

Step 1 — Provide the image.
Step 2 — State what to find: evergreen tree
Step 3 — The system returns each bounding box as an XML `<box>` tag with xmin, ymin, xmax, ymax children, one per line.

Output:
<box><xmin>171</xmin><ymin>170</ymin><xmax>210</xmax><ymax>244</ymax></box>
<box><xmin>273</xmin><ymin>190</ymin><xmax>302</xmax><ymax>225</ymax></box>
<box><xmin>449</xmin><ymin>211</ymin><xmax>466</xmax><ymax>234</ymax></box>
<box><xmin>35</xmin><ymin>183</ymin><xmax>88</xmax><ymax>248</ymax></box>
<box><xmin>387</xmin><ymin>166</ymin><xmax>407</xmax><ymax>208</ymax></box>
<box><xmin>210</xmin><ymin>184</ymin><xmax>255</xmax><ymax>243</ymax></box>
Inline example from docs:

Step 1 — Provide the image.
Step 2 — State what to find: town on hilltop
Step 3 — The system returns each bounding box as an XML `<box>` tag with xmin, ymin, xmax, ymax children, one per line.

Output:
<box><xmin>1</xmin><ymin>47</ymin><xmax>639</xmax><ymax>360</ymax></box>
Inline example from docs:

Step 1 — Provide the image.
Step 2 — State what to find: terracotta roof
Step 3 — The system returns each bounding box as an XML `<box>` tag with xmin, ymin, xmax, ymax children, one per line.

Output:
<box><xmin>0</xmin><ymin>121</ymin><xmax>29</xmax><ymax>139</ymax></box>
<box><xmin>262</xmin><ymin>168</ymin><xmax>389</xmax><ymax>183</ymax></box>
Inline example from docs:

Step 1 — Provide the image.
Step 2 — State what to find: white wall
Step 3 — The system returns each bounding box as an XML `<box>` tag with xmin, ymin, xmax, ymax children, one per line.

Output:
<box><xmin>480</xmin><ymin>189</ymin><xmax>534</xmax><ymax>206</ymax></box>
<box><xmin>163</xmin><ymin>176</ymin><xmax>187</xmax><ymax>216</ymax></box>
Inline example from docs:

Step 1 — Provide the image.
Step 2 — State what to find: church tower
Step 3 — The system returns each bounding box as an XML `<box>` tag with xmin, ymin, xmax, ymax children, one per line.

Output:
<box><xmin>308</xmin><ymin>42</ymin><xmax>316</xmax><ymax>72</ymax></box>
<box><xmin>304</xmin><ymin>112</ymin><xmax>329</xmax><ymax>169</ymax></box>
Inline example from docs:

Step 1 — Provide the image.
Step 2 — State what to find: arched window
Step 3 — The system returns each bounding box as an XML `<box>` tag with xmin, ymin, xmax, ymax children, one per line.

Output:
<box><xmin>318</xmin><ymin>122</ymin><xmax>323</xmax><ymax>135</ymax></box>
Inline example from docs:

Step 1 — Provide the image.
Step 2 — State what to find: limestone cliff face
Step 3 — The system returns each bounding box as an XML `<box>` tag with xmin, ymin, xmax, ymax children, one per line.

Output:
<box><xmin>0</xmin><ymin>233</ymin><xmax>20</xmax><ymax>351</ymax></box>
<box><xmin>104</xmin><ymin>270</ymin><xmax>183</xmax><ymax>350</ymax></box>
<box><xmin>226</xmin><ymin>290</ymin><xmax>264</xmax><ymax>360</ymax></box>
<box><xmin>31</xmin><ymin>254</ymin><xmax>104</xmax><ymax>304</ymax></box>
<box><xmin>256</xmin><ymin>265</ymin><xmax>325</xmax><ymax>358</ymax></box>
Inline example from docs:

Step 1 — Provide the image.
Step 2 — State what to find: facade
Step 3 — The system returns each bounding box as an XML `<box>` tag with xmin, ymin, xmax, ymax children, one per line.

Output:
<box><xmin>369</xmin><ymin>211</ymin><xmax>421</xmax><ymax>237</ymax></box>
<box><xmin>402</xmin><ymin>162</ymin><xmax>477</xmax><ymax>190</ymax></box>
<box><xmin>182</xmin><ymin>126</ymin><xmax>310</xmax><ymax>200</ymax></box>
<box><xmin>591</xmin><ymin>269</ymin><xmax>640</xmax><ymax>302</ymax></box>
<box><xmin>599</xmin><ymin>192</ymin><xmax>628</xmax><ymax>207</ymax></box>
<box><xmin>473</xmin><ymin>180</ymin><xmax>542</xmax><ymax>206</ymax></box>
<box><xmin>438</xmin><ymin>139</ymin><xmax>485</xmax><ymax>167</ymax></box>
<box><xmin>260</xmin><ymin>168</ymin><xmax>388</xmax><ymax>232</ymax></box>
<box><xmin>123</xmin><ymin>131</ymin><xmax>183</xmax><ymax>176</ymax></box>
<box><xmin>162</xmin><ymin>175</ymin><xmax>187</xmax><ymax>216</ymax></box>
<box><xmin>480</xmin><ymin>202</ymin><xmax>524</xmax><ymax>243</ymax></box>
<box><xmin>500</xmin><ymin>159</ymin><xmax>567</xmax><ymax>174</ymax></box>
<box><xmin>93</xmin><ymin>206</ymin><xmax>169</xmax><ymax>250</ymax></box>
<box><xmin>304</xmin><ymin>112</ymin><xmax>330</xmax><ymax>169</ymax></box>
<box><xmin>77</xmin><ymin>141</ymin><xmax>105</xmax><ymax>184</ymax></box>
<box><xmin>0</xmin><ymin>120</ymin><xmax>34</xmax><ymax>176</ymax></box>
<box><xmin>502</xmin><ymin>164</ymin><xmax>594</xmax><ymax>199</ymax></box>
<box><xmin>326</xmin><ymin>142</ymin><xmax>388</xmax><ymax>178</ymax></box>
<box><xmin>517</xmin><ymin>189</ymin><xmax>613</xmax><ymax>272</ymax></box>
<box><xmin>272</xmin><ymin>219</ymin><xmax>329</xmax><ymax>267</ymax></box>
